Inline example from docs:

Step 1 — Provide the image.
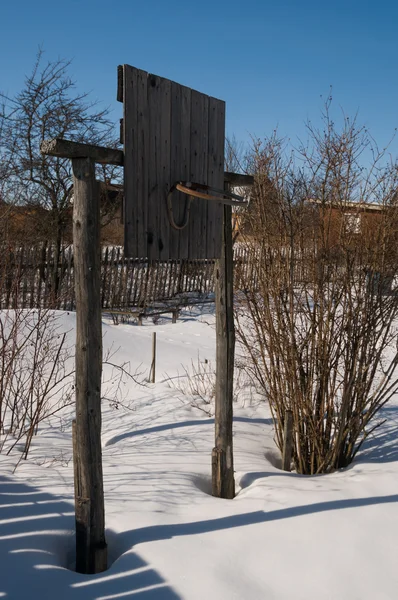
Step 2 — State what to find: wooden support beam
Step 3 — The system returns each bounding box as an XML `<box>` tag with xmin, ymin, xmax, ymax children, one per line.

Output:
<box><xmin>41</xmin><ymin>139</ymin><xmax>252</xmax><ymax>188</ymax></box>
<box><xmin>72</xmin><ymin>156</ymin><xmax>107</xmax><ymax>573</ymax></box>
<box><xmin>117</xmin><ymin>65</ymin><xmax>124</xmax><ymax>103</ymax></box>
<box><xmin>41</xmin><ymin>138</ymin><xmax>124</xmax><ymax>166</ymax></box>
<box><xmin>224</xmin><ymin>172</ymin><xmax>254</xmax><ymax>187</ymax></box>
<box><xmin>212</xmin><ymin>195</ymin><xmax>235</xmax><ymax>499</ymax></box>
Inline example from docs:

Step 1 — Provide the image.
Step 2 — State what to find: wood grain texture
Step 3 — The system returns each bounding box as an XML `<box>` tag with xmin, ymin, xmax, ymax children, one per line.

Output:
<box><xmin>189</xmin><ymin>90</ymin><xmax>209</xmax><ymax>259</ymax></box>
<box><xmin>117</xmin><ymin>65</ymin><xmax>124</xmax><ymax>102</ymax></box>
<box><xmin>207</xmin><ymin>97</ymin><xmax>225</xmax><ymax>258</ymax></box>
<box><xmin>224</xmin><ymin>172</ymin><xmax>254</xmax><ymax>186</ymax></box>
<box><xmin>72</xmin><ymin>157</ymin><xmax>107</xmax><ymax>573</ymax></box>
<box><xmin>212</xmin><ymin>200</ymin><xmax>235</xmax><ymax>499</ymax></box>
<box><xmin>136</xmin><ymin>69</ymin><xmax>149</xmax><ymax>260</ymax></box>
<box><xmin>41</xmin><ymin>138</ymin><xmax>123</xmax><ymax>165</ymax></box>
<box><xmin>169</xmin><ymin>82</ymin><xmax>191</xmax><ymax>259</ymax></box>
<box><xmin>147</xmin><ymin>73</ymin><xmax>171</xmax><ymax>260</ymax></box>
<box><xmin>123</xmin><ymin>65</ymin><xmax>139</xmax><ymax>258</ymax></box>
<box><xmin>121</xmin><ymin>64</ymin><xmax>224</xmax><ymax>259</ymax></box>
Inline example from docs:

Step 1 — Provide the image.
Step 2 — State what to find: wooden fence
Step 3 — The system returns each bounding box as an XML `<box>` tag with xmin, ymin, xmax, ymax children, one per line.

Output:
<box><xmin>0</xmin><ymin>244</ymin><xmax>314</xmax><ymax>310</ymax></box>
<box><xmin>0</xmin><ymin>244</ymin><xmax>217</xmax><ymax>310</ymax></box>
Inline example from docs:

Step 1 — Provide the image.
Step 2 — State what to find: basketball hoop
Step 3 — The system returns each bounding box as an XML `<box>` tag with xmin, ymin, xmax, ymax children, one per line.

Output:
<box><xmin>167</xmin><ymin>181</ymin><xmax>248</xmax><ymax>230</ymax></box>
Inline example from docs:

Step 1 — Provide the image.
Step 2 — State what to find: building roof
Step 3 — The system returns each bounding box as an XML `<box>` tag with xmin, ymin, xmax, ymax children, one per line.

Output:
<box><xmin>307</xmin><ymin>198</ymin><xmax>384</xmax><ymax>213</ymax></box>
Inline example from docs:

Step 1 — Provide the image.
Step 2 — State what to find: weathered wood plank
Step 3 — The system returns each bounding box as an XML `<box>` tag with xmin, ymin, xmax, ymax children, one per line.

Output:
<box><xmin>169</xmin><ymin>82</ymin><xmax>191</xmax><ymax>259</ymax></box>
<box><xmin>72</xmin><ymin>157</ymin><xmax>107</xmax><ymax>573</ymax></box>
<box><xmin>146</xmin><ymin>74</ymin><xmax>171</xmax><ymax>260</ymax></box>
<box><xmin>224</xmin><ymin>172</ymin><xmax>254</xmax><ymax>186</ymax></box>
<box><xmin>158</xmin><ymin>76</ymin><xmax>171</xmax><ymax>261</ymax></box>
<box><xmin>123</xmin><ymin>65</ymin><xmax>139</xmax><ymax>258</ymax></box>
<box><xmin>1</xmin><ymin>241</ymin><xmax>267</xmax><ymax>310</ymax></box>
<box><xmin>189</xmin><ymin>90</ymin><xmax>209</xmax><ymax>259</ymax></box>
<box><xmin>122</xmin><ymin>64</ymin><xmax>226</xmax><ymax>260</ymax></box>
<box><xmin>41</xmin><ymin>138</ymin><xmax>123</xmax><ymax>165</ymax></box>
<box><xmin>117</xmin><ymin>65</ymin><xmax>124</xmax><ymax>103</ymax></box>
<box><xmin>63</xmin><ymin>246</ymin><xmax>73</xmax><ymax>310</ymax></box>
<box><xmin>137</xmin><ymin>70</ymin><xmax>150</xmax><ymax>259</ymax></box>
<box><xmin>207</xmin><ymin>97</ymin><xmax>225</xmax><ymax>258</ymax></box>
<box><xmin>212</xmin><ymin>198</ymin><xmax>235</xmax><ymax>499</ymax></box>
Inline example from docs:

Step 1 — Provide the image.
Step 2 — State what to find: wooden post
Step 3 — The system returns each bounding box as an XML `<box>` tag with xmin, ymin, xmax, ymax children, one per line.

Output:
<box><xmin>72</xmin><ymin>157</ymin><xmax>107</xmax><ymax>574</ymax></box>
<box><xmin>212</xmin><ymin>200</ymin><xmax>235</xmax><ymax>499</ymax></box>
<box><xmin>40</xmin><ymin>139</ymin><xmax>254</xmax><ymax>536</ymax></box>
<box><xmin>282</xmin><ymin>409</ymin><xmax>294</xmax><ymax>472</ymax></box>
<box><xmin>72</xmin><ymin>419</ymin><xmax>90</xmax><ymax>572</ymax></box>
<box><xmin>151</xmin><ymin>331</ymin><xmax>157</xmax><ymax>383</ymax></box>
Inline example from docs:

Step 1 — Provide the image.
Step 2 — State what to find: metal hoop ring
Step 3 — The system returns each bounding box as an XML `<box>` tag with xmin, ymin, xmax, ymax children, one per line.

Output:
<box><xmin>167</xmin><ymin>185</ymin><xmax>193</xmax><ymax>230</ymax></box>
<box><xmin>166</xmin><ymin>181</ymin><xmax>248</xmax><ymax>231</ymax></box>
<box><xmin>176</xmin><ymin>182</ymin><xmax>247</xmax><ymax>206</ymax></box>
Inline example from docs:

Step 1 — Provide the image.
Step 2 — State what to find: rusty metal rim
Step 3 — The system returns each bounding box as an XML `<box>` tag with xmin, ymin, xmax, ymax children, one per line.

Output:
<box><xmin>167</xmin><ymin>181</ymin><xmax>247</xmax><ymax>231</ymax></box>
<box><xmin>167</xmin><ymin>185</ymin><xmax>193</xmax><ymax>230</ymax></box>
<box><xmin>176</xmin><ymin>182</ymin><xmax>247</xmax><ymax>206</ymax></box>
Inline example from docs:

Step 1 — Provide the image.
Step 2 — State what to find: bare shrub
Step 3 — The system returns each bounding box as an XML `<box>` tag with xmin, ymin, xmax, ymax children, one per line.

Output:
<box><xmin>167</xmin><ymin>356</ymin><xmax>252</xmax><ymax>416</ymax></box>
<box><xmin>236</xmin><ymin>104</ymin><xmax>398</xmax><ymax>474</ymax></box>
<box><xmin>0</xmin><ymin>309</ymin><xmax>74</xmax><ymax>459</ymax></box>
<box><xmin>0</xmin><ymin>309</ymin><xmax>146</xmax><ymax>465</ymax></box>
<box><xmin>102</xmin><ymin>344</ymin><xmax>147</xmax><ymax>410</ymax></box>
<box><xmin>167</xmin><ymin>357</ymin><xmax>216</xmax><ymax>416</ymax></box>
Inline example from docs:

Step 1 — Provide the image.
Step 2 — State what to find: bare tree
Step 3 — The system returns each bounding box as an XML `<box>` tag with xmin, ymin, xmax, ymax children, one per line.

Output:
<box><xmin>0</xmin><ymin>49</ymin><xmax>119</xmax><ymax>297</ymax></box>
<box><xmin>236</xmin><ymin>104</ymin><xmax>398</xmax><ymax>474</ymax></box>
<box><xmin>225</xmin><ymin>135</ymin><xmax>246</xmax><ymax>173</ymax></box>
<box><xmin>0</xmin><ymin>97</ymin><xmax>16</xmax><ymax>231</ymax></box>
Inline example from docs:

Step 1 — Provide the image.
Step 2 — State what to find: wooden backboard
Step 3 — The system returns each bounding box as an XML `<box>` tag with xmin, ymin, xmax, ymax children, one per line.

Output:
<box><xmin>118</xmin><ymin>64</ymin><xmax>225</xmax><ymax>260</ymax></box>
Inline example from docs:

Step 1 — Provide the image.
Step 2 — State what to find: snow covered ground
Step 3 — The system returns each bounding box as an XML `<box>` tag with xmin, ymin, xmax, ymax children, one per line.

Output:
<box><xmin>1</xmin><ymin>306</ymin><xmax>398</xmax><ymax>599</ymax></box>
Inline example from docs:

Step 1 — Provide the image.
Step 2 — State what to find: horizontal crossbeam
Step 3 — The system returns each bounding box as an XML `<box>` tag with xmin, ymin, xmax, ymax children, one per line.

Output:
<box><xmin>224</xmin><ymin>172</ymin><xmax>254</xmax><ymax>186</ymax></box>
<box><xmin>40</xmin><ymin>139</ymin><xmax>255</xmax><ymax>188</ymax></box>
<box><xmin>40</xmin><ymin>138</ymin><xmax>124</xmax><ymax>166</ymax></box>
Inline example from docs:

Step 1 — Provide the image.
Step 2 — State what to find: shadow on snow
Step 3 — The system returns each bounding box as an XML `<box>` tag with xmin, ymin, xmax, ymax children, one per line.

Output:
<box><xmin>105</xmin><ymin>416</ymin><xmax>272</xmax><ymax>447</ymax></box>
<box><xmin>0</xmin><ymin>475</ymin><xmax>180</xmax><ymax>599</ymax></box>
<box><xmin>1</xmin><ymin>475</ymin><xmax>398</xmax><ymax>598</ymax></box>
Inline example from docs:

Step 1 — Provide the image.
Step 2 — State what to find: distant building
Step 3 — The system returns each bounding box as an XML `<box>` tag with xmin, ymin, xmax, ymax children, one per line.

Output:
<box><xmin>305</xmin><ymin>198</ymin><xmax>388</xmax><ymax>247</ymax></box>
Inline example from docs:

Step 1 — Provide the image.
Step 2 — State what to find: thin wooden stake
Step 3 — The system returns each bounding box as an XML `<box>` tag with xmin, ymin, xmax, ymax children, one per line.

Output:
<box><xmin>151</xmin><ymin>331</ymin><xmax>157</xmax><ymax>383</ymax></box>
<box><xmin>282</xmin><ymin>409</ymin><xmax>294</xmax><ymax>472</ymax></box>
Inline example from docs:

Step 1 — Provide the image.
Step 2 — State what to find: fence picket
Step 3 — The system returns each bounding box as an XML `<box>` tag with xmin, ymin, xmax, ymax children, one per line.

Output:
<box><xmin>0</xmin><ymin>244</ymin><xmax>275</xmax><ymax>311</ymax></box>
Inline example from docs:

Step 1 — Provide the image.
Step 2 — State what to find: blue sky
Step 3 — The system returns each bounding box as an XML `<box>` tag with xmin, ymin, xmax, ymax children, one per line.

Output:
<box><xmin>2</xmin><ymin>0</ymin><xmax>398</xmax><ymax>160</ymax></box>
